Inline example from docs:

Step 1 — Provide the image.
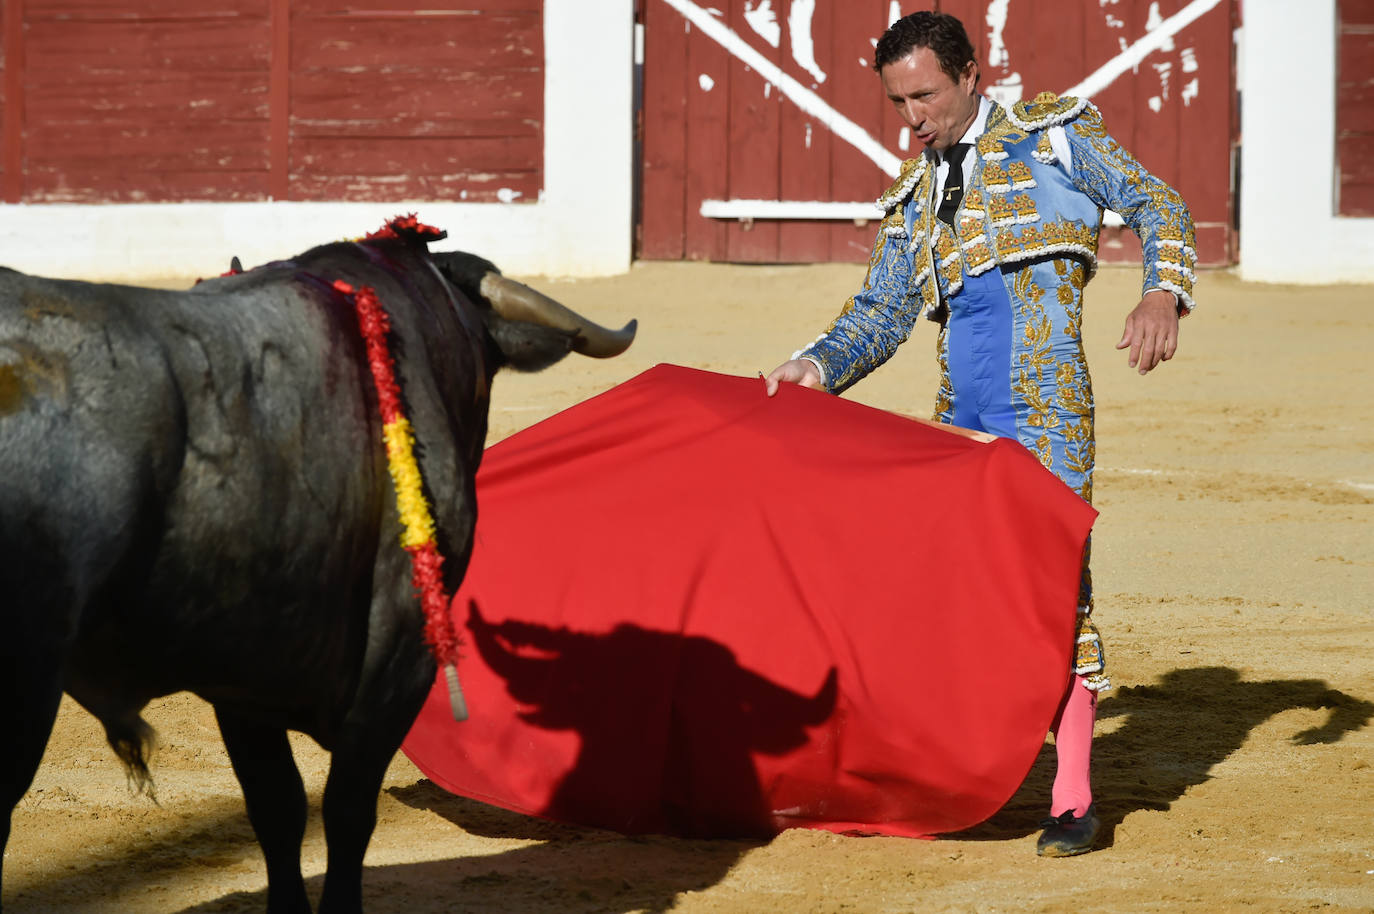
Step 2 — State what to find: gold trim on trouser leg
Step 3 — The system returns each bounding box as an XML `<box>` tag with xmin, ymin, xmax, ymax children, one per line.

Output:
<box><xmin>1075</xmin><ymin>613</ymin><xmax>1110</xmax><ymax>692</ymax></box>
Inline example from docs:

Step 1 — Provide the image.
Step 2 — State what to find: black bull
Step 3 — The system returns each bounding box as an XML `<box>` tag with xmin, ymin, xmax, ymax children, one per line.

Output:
<box><xmin>0</xmin><ymin>225</ymin><xmax>635</xmax><ymax>913</ymax></box>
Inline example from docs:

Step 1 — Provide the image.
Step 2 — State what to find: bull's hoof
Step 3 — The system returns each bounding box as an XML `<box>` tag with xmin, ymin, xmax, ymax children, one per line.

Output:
<box><xmin>1035</xmin><ymin>804</ymin><xmax>1099</xmax><ymax>857</ymax></box>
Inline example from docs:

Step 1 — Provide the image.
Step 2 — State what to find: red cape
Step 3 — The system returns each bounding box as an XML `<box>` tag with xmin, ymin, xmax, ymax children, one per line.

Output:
<box><xmin>402</xmin><ymin>364</ymin><xmax>1096</xmax><ymax>838</ymax></box>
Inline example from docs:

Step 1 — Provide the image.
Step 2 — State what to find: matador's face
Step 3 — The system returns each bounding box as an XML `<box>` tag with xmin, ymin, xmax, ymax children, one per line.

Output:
<box><xmin>880</xmin><ymin>48</ymin><xmax>979</xmax><ymax>153</ymax></box>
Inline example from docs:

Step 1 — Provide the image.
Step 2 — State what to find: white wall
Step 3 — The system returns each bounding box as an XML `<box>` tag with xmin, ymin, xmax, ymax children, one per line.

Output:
<box><xmin>0</xmin><ymin>0</ymin><xmax>636</xmax><ymax>282</ymax></box>
<box><xmin>1240</xmin><ymin>0</ymin><xmax>1374</xmax><ymax>283</ymax></box>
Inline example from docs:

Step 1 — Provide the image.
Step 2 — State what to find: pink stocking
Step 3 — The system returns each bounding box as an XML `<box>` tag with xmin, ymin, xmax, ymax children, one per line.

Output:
<box><xmin>1049</xmin><ymin>674</ymin><xmax>1097</xmax><ymax>817</ymax></box>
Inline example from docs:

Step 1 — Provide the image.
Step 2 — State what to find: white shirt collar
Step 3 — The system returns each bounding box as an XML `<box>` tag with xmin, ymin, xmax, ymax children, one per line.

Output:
<box><xmin>929</xmin><ymin>96</ymin><xmax>991</xmax><ymax>165</ymax></box>
<box><xmin>959</xmin><ymin>95</ymin><xmax>992</xmax><ymax>146</ymax></box>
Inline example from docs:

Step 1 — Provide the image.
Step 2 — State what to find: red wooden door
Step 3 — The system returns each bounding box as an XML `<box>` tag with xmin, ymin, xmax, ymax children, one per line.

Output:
<box><xmin>0</xmin><ymin>0</ymin><xmax>542</xmax><ymax>204</ymax></box>
<box><xmin>640</xmin><ymin>0</ymin><xmax>1237</xmax><ymax>265</ymax></box>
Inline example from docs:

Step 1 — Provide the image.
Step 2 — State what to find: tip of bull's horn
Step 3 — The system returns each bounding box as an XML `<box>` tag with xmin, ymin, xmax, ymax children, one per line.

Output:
<box><xmin>481</xmin><ymin>271</ymin><xmax>637</xmax><ymax>358</ymax></box>
<box><xmin>574</xmin><ymin>318</ymin><xmax>637</xmax><ymax>358</ymax></box>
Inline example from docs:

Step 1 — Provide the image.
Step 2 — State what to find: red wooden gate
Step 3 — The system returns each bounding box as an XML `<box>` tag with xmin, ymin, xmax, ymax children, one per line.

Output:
<box><xmin>639</xmin><ymin>0</ymin><xmax>1237</xmax><ymax>265</ymax></box>
<box><xmin>0</xmin><ymin>0</ymin><xmax>543</xmax><ymax>205</ymax></box>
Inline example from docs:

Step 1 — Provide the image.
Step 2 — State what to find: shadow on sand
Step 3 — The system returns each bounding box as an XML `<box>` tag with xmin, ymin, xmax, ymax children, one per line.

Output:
<box><xmin>948</xmin><ymin>665</ymin><xmax>1373</xmax><ymax>846</ymax></box>
<box><xmin>178</xmin><ymin>823</ymin><xmax>760</xmax><ymax>914</ymax></box>
<box><xmin>9</xmin><ymin>666</ymin><xmax>1369</xmax><ymax>913</ymax></box>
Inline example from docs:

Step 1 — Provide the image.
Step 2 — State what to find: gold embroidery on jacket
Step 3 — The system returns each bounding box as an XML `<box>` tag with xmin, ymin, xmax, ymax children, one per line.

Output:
<box><xmin>1007</xmin><ymin>160</ymin><xmax>1036</xmax><ymax>190</ymax></box>
<box><xmin>1011</xmin><ymin>194</ymin><xmax>1040</xmax><ymax>224</ymax></box>
<box><xmin>994</xmin><ymin>220</ymin><xmax>1098</xmax><ymax>264</ymax></box>
<box><xmin>982</xmin><ymin>160</ymin><xmax>1010</xmax><ymax>193</ymax></box>
<box><xmin>933</xmin><ymin>325</ymin><xmax>953</xmax><ymax>419</ymax></box>
<box><xmin>976</xmin><ymin>133</ymin><xmax>1008</xmax><ymax>161</ymax></box>
<box><xmin>861</xmin><ymin>229</ymin><xmax>890</xmax><ymax>289</ymax></box>
<box><xmin>962</xmin><ymin>238</ymin><xmax>996</xmax><ymax>273</ymax></box>
<box><xmin>933</xmin><ymin>223</ymin><xmax>963</xmax><ymax>293</ymax></box>
<box><xmin>961</xmin><ymin>186</ymin><xmax>986</xmax><ymax>215</ymax></box>
<box><xmin>988</xmin><ymin>194</ymin><xmax>1015</xmax><ymax>226</ymax></box>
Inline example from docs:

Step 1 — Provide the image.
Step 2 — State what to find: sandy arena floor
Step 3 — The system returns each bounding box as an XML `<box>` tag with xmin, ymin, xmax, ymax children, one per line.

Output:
<box><xmin>4</xmin><ymin>261</ymin><xmax>1372</xmax><ymax>913</ymax></box>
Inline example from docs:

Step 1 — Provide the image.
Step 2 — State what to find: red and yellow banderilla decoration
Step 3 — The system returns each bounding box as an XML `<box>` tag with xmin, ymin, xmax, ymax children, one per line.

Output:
<box><xmin>334</xmin><ymin>275</ymin><xmax>469</xmax><ymax>722</ymax></box>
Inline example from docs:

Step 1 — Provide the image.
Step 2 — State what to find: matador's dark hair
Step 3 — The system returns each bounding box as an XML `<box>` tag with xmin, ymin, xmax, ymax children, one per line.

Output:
<box><xmin>873</xmin><ymin>11</ymin><xmax>977</xmax><ymax>83</ymax></box>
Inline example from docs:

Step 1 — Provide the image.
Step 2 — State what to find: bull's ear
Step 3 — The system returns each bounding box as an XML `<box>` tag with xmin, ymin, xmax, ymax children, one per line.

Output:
<box><xmin>483</xmin><ymin>312</ymin><xmax>578</xmax><ymax>373</ymax></box>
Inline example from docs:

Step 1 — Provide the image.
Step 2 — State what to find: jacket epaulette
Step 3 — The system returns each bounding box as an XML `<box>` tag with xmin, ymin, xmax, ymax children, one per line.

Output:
<box><xmin>1006</xmin><ymin>91</ymin><xmax>1093</xmax><ymax>132</ymax></box>
<box><xmin>875</xmin><ymin>156</ymin><xmax>928</xmax><ymax>213</ymax></box>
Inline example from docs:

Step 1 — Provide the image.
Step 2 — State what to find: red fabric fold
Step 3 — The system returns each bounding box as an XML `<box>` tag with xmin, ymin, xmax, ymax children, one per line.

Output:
<box><xmin>402</xmin><ymin>364</ymin><xmax>1097</xmax><ymax>838</ymax></box>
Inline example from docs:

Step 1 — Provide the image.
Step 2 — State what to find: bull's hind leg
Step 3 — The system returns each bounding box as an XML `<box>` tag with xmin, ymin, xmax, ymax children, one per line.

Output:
<box><xmin>0</xmin><ymin>655</ymin><xmax>63</xmax><ymax>906</ymax></box>
<box><xmin>0</xmin><ymin>550</ymin><xmax>78</xmax><ymax>908</ymax></box>
<box><xmin>215</xmin><ymin>708</ymin><xmax>311</xmax><ymax>914</ymax></box>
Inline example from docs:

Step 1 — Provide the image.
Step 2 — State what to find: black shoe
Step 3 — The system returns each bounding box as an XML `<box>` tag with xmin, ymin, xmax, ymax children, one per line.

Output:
<box><xmin>1036</xmin><ymin>804</ymin><xmax>1100</xmax><ymax>857</ymax></box>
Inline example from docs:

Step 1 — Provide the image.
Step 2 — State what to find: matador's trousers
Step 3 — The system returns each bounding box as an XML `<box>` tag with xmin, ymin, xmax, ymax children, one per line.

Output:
<box><xmin>944</xmin><ymin>264</ymin><xmax>1108</xmax><ymax>690</ymax></box>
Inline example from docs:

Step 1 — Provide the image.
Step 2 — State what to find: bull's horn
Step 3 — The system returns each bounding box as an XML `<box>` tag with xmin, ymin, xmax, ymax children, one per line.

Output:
<box><xmin>479</xmin><ymin>272</ymin><xmax>637</xmax><ymax>358</ymax></box>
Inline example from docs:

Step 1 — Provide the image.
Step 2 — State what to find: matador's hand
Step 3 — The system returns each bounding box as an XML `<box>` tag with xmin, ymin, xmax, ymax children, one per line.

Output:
<box><xmin>1117</xmin><ymin>290</ymin><xmax>1180</xmax><ymax>375</ymax></box>
<box><xmin>764</xmin><ymin>359</ymin><xmax>822</xmax><ymax>397</ymax></box>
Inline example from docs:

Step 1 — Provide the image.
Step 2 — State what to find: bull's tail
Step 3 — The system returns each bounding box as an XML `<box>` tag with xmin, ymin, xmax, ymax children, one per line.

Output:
<box><xmin>105</xmin><ymin>715</ymin><xmax>158</xmax><ymax>802</ymax></box>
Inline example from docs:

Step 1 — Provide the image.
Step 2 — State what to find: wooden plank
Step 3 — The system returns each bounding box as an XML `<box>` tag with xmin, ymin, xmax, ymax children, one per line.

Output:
<box><xmin>0</xmin><ymin>29</ymin><xmax>5</xmax><ymax>197</ymax></box>
<box><xmin>1101</xmin><ymin>0</ymin><xmax>1149</xmax><ymax>179</ymax></box>
<box><xmin>292</xmin><ymin>133</ymin><xmax>541</xmax><ymax>175</ymax></box>
<box><xmin>1337</xmin><ymin>134</ymin><xmax>1374</xmax><ymax>184</ymax></box>
<box><xmin>1176</xmin><ymin>0</ymin><xmax>1235</xmax><ymax>264</ymax></box>
<box><xmin>825</xmin><ymin>0</ymin><xmax>893</xmax><ymax>262</ymax></box>
<box><xmin>1338</xmin><ymin>30</ymin><xmax>1374</xmax><ymax>134</ymax></box>
<box><xmin>26</xmin><ymin>74</ymin><xmax>268</xmax><ymax>126</ymax></box>
<box><xmin>724</xmin><ymin>0</ymin><xmax>781</xmax><ymax>262</ymax></box>
<box><xmin>639</xmin><ymin>0</ymin><xmax>689</xmax><ymax>259</ymax></box>
<box><xmin>289</xmin><ymin>15</ymin><xmax>540</xmax><ymax>70</ymax></box>
<box><xmin>1339</xmin><ymin>0</ymin><xmax>1374</xmax><ymax>27</ymax></box>
<box><xmin>937</xmin><ymin>0</ymin><xmax>991</xmax><ymax>72</ymax></box>
<box><xmin>1337</xmin><ymin>78</ymin><xmax>1374</xmax><ymax>136</ymax></box>
<box><xmin>289</xmin><ymin>164</ymin><xmax>539</xmax><ymax>203</ymax></box>
<box><xmin>1000</xmin><ymin>0</ymin><xmax>1086</xmax><ymax>100</ymax></box>
<box><xmin>1192</xmin><ymin>223</ymin><xmax>1230</xmax><ymax>265</ymax></box>
<box><xmin>3</xmin><ymin>0</ymin><xmax>23</xmax><ymax>202</ymax></box>
<box><xmin>26</xmin><ymin>136</ymin><xmax>268</xmax><ymax>173</ymax></box>
<box><xmin>1070</xmin><ymin>0</ymin><xmax>1137</xmax><ymax>172</ymax></box>
<box><xmin>776</xmin><ymin>0</ymin><xmax>835</xmax><ymax>263</ymax></box>
<box><xmin>1338</xmin><ymin>181</ymin><xmax>1374</xmax><ymax>217</ymax></box>
<box><xmin>26</xmin><ymin>166</ymin><xmax>270</xmax><ymax>202</ymax></box>
<box><xmin>269</xmin><ymin>0</ymin><xmax>288</xmax><ymax>199</ymax></box>
<box><xmin>1136</xmin><ymin>0</ymin><xmax>1232</xmax><ymax>265</ymax></box>
<box><xmin>682</xmin><ymin>4</ymin><xmax>730</xmax><ymax>261</ymax></box>
<box><xmin>287</xmin><ymin>5</ymin><xmax>543</xmax><ymax>204</ymax></box>
<box><xmin>23</xmin><ymin>10</ymin><xmax>273</xmax><ymax>202</ymax></box>
<box><xmin>27</xmin><ymin>0</ymin><xmax>266</xmax><ymax>18</ymax></box>
<box><xmin>289</xmin><ymin>69</ymin><xmax>541</xmax><ymax>133</ymax></box>
<box><xmin>1337</xmin><ymin>21</ymin><xmax>1374</xmax><ymax>215</ymax></box>
<box><xmin>292</xmin><ymin>0</ymin><xmax>540</xmax><ymax>13</ymax></box>
<box><xmin>25</xmin><ymin>18</ymin><xmax>270</xmax><ymax>71</ymax></box>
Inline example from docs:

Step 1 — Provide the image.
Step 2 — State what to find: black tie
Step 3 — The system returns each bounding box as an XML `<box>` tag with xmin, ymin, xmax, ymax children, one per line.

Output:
<box><xmin>937</xmin><ymin>143</ymin><xmax>971</xmax><ymax>226</ymax></box>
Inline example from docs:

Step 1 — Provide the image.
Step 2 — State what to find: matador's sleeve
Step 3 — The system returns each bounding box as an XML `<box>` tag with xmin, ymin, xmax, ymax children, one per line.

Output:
<box><xmin>796</xmin><ymin>159</ymin><xmax>932</xmax><ymax>394</ymax></box>
<box><xmin>1062</xmin><ymin>105</ymin><xmax>1198</xmax><ymax>311</ymax></box>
